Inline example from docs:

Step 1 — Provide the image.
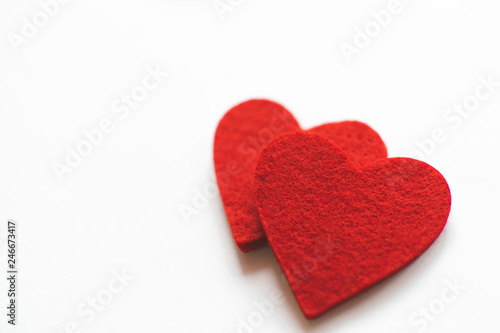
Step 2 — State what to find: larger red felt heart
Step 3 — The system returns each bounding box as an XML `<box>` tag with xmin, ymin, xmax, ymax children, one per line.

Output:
<box><xmin>254</xmin><ymin>132</ymin><xmax>451</xmax><ymax>319</ymax></box>
<box><xmin>214</xmin><ymin>99</ymin><xmax>387</xmax><ymax>252</ymax></box>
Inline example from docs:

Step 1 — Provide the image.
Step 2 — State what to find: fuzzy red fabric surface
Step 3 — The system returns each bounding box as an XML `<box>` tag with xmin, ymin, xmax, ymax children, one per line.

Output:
<box><xmin>214</xmin><ymin>99</ymin><xmax>388</xmax><ymax>252</ymax></box>
<box><xmin>254</xmin><ymin>132</ymin><xmax>451</xmax><ymax>319</ymax></box>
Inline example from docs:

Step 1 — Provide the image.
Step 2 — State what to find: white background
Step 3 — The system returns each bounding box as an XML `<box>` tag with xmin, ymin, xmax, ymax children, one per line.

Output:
<box><xmin>0</xmin><ymin>0</ymin><xmax>499</xmax><ymax>332</ymax></box>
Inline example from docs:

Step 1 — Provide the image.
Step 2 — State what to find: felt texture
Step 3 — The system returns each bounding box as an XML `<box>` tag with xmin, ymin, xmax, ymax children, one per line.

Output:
<box><xmin>254</xmin><ymin>132</ymin><xmax>451</xmax><ymax>319</ymax></box>
<box><xmin>214</xmin><ymin>99</ymin><xmax>388</xmax><ymax>252</ymax></box>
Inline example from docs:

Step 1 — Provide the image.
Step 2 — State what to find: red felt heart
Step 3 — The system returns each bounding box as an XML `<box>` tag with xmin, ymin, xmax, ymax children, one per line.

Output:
<box><xmin>214</xmin><ymin>99</ymin><xmax>387</xmax><ymax>252</ymax></box>
<box><xmin>254</xmin><ymin>132</ymin><xmax>451</xmax><ymax>319</ymax></box>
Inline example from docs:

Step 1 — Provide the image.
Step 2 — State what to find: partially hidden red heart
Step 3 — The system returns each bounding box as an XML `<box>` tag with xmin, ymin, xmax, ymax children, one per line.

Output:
<box><xmin>214</xmin><ymin>99</ymin><xmax>388</xmax><ymax>252</ymax></box>
<box><xmin>254</xmin><ymin>132</ymin><xmax>451</xmax><ymax>319</ymax></box>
